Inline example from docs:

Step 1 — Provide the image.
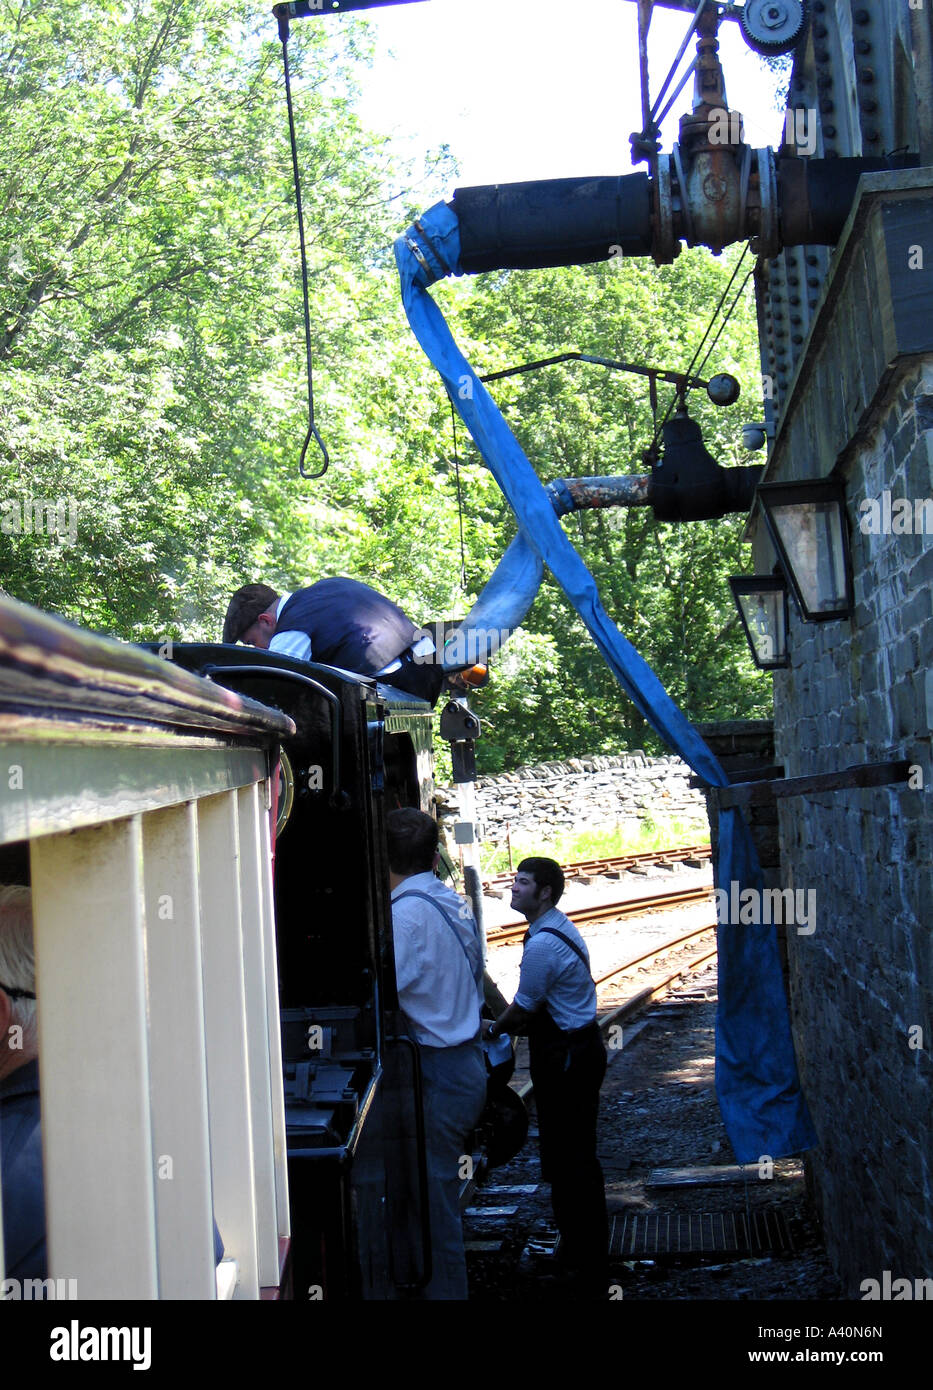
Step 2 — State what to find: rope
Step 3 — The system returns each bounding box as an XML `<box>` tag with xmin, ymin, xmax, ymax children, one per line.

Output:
<box><xmin>279</xmin><ymin>20</ymin><xmax>329</xmax><ymax>480</ymax></box>
<box><xmin>647</xmin><ymin>244</ymin><xmax>750</xmax><ymax>459</ymax></box>
<box><xmin>694</xmin><ymin>267</ymin><xmax>755</xmax><ymax>381</ymax></box>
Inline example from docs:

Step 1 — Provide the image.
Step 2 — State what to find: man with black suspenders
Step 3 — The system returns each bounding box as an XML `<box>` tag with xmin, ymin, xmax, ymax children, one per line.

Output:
<box><xmin>386</xmin><ymin>808</ymin><xmax>487</xmax><ymax>1300</ymax></box>
<box><xmin>484</xmin><ymin>857</ymin><xmax>609</xmax><ymax>1298</ymax></box>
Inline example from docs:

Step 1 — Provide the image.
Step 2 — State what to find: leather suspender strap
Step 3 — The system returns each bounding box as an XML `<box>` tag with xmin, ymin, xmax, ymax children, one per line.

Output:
<box><xmin>535</xmin><ymin>925</ymin><xmax>591</xmax><ymax>971</ymax></box>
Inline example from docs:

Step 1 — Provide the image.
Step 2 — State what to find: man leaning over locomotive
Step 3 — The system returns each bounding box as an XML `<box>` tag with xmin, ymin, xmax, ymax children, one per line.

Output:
<box><xmin>484</xmin><ymin>858</ymin><xmax>609</xmax><ymax>1298</ymax></box>
<box><xmin>223</xmin><ymin>579</ymin><xmax>445</xmax><ymax>705</ymax></box>
<box><xmin>386</xmin><ymin>808</ymin><xmax>487</xmax><ymax>1300</ymax></box>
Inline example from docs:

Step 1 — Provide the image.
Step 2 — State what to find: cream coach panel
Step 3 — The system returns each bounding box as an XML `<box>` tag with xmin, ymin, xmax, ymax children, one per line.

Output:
<box><xmin>142</xmin><ymin>802</ymin><xmax>217</xmax><ymax>1300</ymax></box>
<box><xmin>0</xmin><ymin>743</ymin><xmax>268</xmax><ymax>846</ymax></box>
<box><xmin>197</xmin><ymin>790</ymin><xmax>259</xmax><ymax>1300</ymax></box>
<box><xmin>31</xmin><ymin>817</ymin><xmax>159</xmax><ymax>1300</ymax></box>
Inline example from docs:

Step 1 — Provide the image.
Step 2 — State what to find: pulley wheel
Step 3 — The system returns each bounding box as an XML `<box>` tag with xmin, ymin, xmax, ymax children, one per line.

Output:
<box><xmin>739</xmin><ymin>0</ymin><xmax>807</xmax><ymax>55</ymax></box>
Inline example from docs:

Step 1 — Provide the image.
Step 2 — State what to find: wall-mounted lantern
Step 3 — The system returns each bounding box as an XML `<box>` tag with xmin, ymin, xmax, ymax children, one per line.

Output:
<box><xmin>729</xmin><ymin>575</ymin><xmax>791</xmax><ymax>669</ymax></box>
<box><xmin>756</xmin><ymin>478</ymin><xmax>854</xmax><ymax>621</ymax></box>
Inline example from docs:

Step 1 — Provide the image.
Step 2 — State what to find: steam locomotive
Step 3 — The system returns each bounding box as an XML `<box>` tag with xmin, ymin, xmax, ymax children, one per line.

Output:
<box><xmin>157</xmin><ymin>641</ymin><xmax>472</xmax><ymax>1299</ymax></box>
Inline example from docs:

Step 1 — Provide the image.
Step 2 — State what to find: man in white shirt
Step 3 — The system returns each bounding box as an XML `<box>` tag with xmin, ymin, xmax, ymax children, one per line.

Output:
<box><xmin>484</xmin><ymin>857</ymin><xmax>608</xmax><ymax>1297</ymax></box>
<box><xmin>386</xmin><ymin>808</ymin><xmax>487</xmax><ymax>1299</ymax></box>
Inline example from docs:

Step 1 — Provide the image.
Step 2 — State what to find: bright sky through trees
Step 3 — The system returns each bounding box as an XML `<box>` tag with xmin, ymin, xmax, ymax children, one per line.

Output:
<box><xmin>352</xmin><ymin>0</ymin><xmax>786</xmax><ymax>187</ymax></box>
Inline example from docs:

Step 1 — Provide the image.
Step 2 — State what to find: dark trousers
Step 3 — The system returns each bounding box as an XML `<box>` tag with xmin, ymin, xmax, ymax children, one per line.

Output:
<box><xmin>529</xmin><ymin>1012</ymin><xmax>609</xmax><ymax>1291</ymax></box>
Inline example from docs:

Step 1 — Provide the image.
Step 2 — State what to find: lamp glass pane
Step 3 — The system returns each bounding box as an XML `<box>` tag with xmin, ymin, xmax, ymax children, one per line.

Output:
<box><xmin>769</xmin><ymin>499</ymin><xmax>848</xmax><ymax>615</ymax></box>
<box><xmin>736</xmin><ymin>588</ymin><xmax>786</xmax><ymax>665</ymax></box>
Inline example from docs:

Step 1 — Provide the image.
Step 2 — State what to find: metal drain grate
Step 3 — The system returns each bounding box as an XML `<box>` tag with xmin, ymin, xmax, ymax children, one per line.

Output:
<box><xmin>610</xmin><ymin>1209</ymin><xmax>793</xmax><ymax>1259</ymax></box>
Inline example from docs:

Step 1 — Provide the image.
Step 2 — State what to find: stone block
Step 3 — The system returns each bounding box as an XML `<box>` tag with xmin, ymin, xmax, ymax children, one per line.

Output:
<box><xmin>894</xmin><ymin>680</ymin><xmax>919</xmax><ymax>741</ymax></box>
<box><xmin>894</xmin><ymin>633</ymin><xmax>919</xmax><ymax>678</ymax></box>
<box><xmin>902</xmin><ymin>588</ymin><xmax>932</xmax><ymax>633</ymax></box>
<box><xmin>866</xmin><ymin>692</ymin><xmax>894</xmax><ymax>745</ymax></box>
<box><xmin>908</xmin><ymin>545</ymin><xmax>933</xmax><ymax>592</ymax></box>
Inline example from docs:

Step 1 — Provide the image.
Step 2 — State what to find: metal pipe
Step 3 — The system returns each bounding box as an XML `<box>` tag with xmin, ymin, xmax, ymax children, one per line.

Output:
<box><xmin>453</xmin><ymin>173</ymin><xmax>653</xmax><ymax>273</ymax></box>
<box><xmin>778</xmin><ymin>155</ymin><xmax>921</xmax><ymax>246</ymax></box>
<box><xmin>637</xmin><ymin>0</ymin><xmax>653</xmax><ymax>141</ymax></box>
<box><xmin>546</xmin><ymin>475</ymin><xmax>653</xmax><ymax>514</ymax></box>
<box><xmin>450</xmin><ymin>153</ymin><xmax>920</xmax><ymax>276</ymax></box>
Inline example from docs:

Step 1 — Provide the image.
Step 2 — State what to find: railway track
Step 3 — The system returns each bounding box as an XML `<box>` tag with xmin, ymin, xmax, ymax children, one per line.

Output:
<box><xmin>593</xmin><ymin>921</ymin><xmax>716</xmax><ymax>988</ymax></box>
<box><xmin>511</xmin><ymin>920</ymin><xmax>718</xmax><ymax>1101</ymax></box>
<box><xmin>486</xmin><ymin>882</ymin><xmax>714</xmax><ymax>944</ymax></box>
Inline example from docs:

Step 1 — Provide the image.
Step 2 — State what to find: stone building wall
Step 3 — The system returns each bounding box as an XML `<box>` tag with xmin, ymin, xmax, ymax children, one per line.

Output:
<box><xmin>771</xmin><ymin>355</ymin><xmax>933</xmax><ymax>1293</ymax></box>
<box><xmin>751</xmin><ymin>148</ymin><xmax>933</xmax><ymax>1284</ymax></box>
<box><xmin>436</xmin><ymin>752</ymin><xmax>708</xmax><ymax>851</ymax></box>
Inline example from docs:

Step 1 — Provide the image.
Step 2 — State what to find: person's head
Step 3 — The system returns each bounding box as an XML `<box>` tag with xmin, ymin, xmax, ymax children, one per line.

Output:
<box><xmin>386</xmin><ymin>808</ymin><xmax>439</xmax><ymax>881</ymax></box>
<box><xmin>0</xmin><ymin>885</ymin><xmax>37</xmax><ymax>1075</ymax></box>
<box><xmin>510</xmin><ymin>857</ymin><xmax>564</xmax><ymax>923</ymax></box>
<box><xmin>222</xmin><ymin>584</ymin><xmax>281</xmax><ymax>649</ymax></box>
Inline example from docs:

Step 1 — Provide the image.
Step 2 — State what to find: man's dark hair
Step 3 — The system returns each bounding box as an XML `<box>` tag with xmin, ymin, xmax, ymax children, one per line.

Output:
<box><xmin>223</xmin><ymin>584</ymin><xmax>280</xmax><ymax>644</ymax></box>
<box><xmin>386</xmin><ymin>808</ymin><xmax>439</xmax><ymax>876</ymax></box>
<box><xmin>516</xmin><ymin>857</ymin><xmax>564</xmax><ymax>906</ymax></box>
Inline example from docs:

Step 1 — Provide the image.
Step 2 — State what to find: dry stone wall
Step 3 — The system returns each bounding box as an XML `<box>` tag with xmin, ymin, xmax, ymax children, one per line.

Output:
<box><xmin>436</xmin><ymin>752</ymin><xmax>708</xmax><ymax>848</ymax></box>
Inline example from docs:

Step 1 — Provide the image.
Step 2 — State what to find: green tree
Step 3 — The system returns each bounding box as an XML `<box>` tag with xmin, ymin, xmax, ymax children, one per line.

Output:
<box><xmin>0</xmin><ymin>0</ymin><xmax>771</xmax><ymax>776</ymax></box>
<box><xmin>0</xmin><ymin>0</ymin><xmax>452</xmax><ymax>634</ymax></box>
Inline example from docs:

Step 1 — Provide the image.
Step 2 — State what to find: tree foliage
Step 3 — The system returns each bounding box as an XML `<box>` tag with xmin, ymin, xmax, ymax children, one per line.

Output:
<box><xmin>1</xmin><ymin>0</ymin><xmax>772</xmax><ymax>772</ymax></box>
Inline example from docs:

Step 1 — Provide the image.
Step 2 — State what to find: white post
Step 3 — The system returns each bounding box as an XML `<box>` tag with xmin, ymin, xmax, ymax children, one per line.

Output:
<box><xmin>31</xmin><ymin>817</ymin><xmax>159</xmax><ymax>1299</ymax></box>
<box><xmin>142</xmin><ymin>802</ymin><xmax>217</xmax><ymax>1298</ymax></box>
<box><xmin>197</xmin><ymin>790</ymin><xmax>259</xmax><ymax>1299</ymax></box>
<box><xmin>235</xmin><ymin>782</ymin><xmax>281</xmax><ymax>1289</ymax></box>
<box><xmin>455</xmin><ymin>778</ymin><xmax>487</xmax><ymax>963</ymax></box>
<box><xmin>258</xmin><ymin>781</ymin><xmax>290</xmax><ymax>1248</ymax></box>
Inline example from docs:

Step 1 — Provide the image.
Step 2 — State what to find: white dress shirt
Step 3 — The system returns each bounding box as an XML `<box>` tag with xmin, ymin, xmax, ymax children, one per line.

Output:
<box><xmin>268</xmin><ymin>593</ymin><xmax>314</xmax><ymax>662</ymax></box>
<box><xmin>390</xmin><ymin>872</ymin><xmax>483</xmax><ymax>1048</ymax></box>
<box><xmin>514</xmin><ymin>907</ymin><xmax>597</xmax><ymax>1031</ymax></box>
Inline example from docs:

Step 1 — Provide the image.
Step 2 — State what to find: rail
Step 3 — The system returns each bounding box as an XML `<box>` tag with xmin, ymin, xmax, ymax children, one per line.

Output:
<box><xmin>482</xmin><ymin>843</ymin><xmax>712</xmax><ymax>890</ymax></box>
<box><xmin>0</xmin><ymin>595</ymin><xmax>295</xmax><ymax>1300</ymax></box>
